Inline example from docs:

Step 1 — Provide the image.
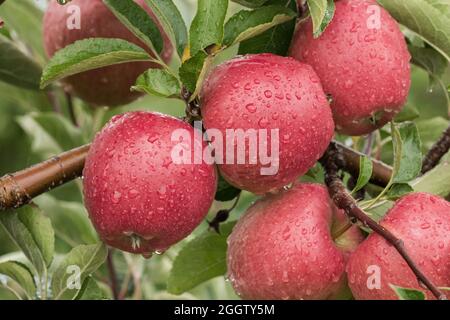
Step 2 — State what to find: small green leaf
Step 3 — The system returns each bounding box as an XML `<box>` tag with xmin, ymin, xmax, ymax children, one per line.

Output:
<box><xmin>390</xmin><ymin>284</ymin><xmax>426</xmax><ymax>300</ymax></box>
<box><xmin>391</xmin><ymin>122</ymin><xmax>422</xmax><ymax>184</ymax></box>
<box><xmin>189</xmin><ymin>0</ymin><xmax>229</xmax><ymax>55</ymax></box>
<box><xmin>239</xmin><ymin>0</ymin><xmax>297</xmax><ymax>55</ymax></box>
<box><xmin>378</xmin><ymin>0</ymin><xmax>450</xmax><ymax>61</ymax></box>
<box><xmin>416</xmin><ymin>117</ymin><xmax>450</xmax><ymax>152</ymax></box>
<box><xmin>413</xmin><ymin>149</ymin><xmax>450</xmax><ymax>198</ymax></box>
<box><xmin>103</xmin><ymin>0</ymin><xmax>163</xmax><ymax>54</ymax></box>
<box><xmin>351</xmin><ymin>156</ymin><xmax>373</xmax><ymax>194</ymax></box>
<box><xmin>179</xmin><ymin>50</ymin><xmax>208</xmax><ymax>93</ymax></box>
<box><xmin>167</xmin><ymin>222</ymin><xmax>236</xmax><ymax>294</ymax></box>
<box><xmin>75</xmin><ymin>277</ymin><xmax>107</xmax><ymax>300</ymax></box>
<box><xmin>0</xmin><ymin>261</ymin><xmax>36</xmax><ymax>299</ymax></box>
<box><xmin>132</xmin><ymin>69</ymin><xmax>181</xmax><ymax>97</ymax></box>
<box><xmin>145</xmin><ymin>0</ymin><xmax>188</xmax><ymax>57</ymax></box>
<box><xmin>224</xmin><ymin>5</ymin><xmax>296</xmax><ymax>46</ymax></box>
<box><xmin>52</xmin><ymin>243</ymin><xmax>108</xmax><ymax>300</ymax></box>
<box><xmin>0</xmin><ymin>34</ymin><xmax>42</xmax><ymax>90</ymax></box>
<box><xmin>40</xmin><ymin>38</ymin><xmax>151</xmax><ymax>89</ymax></box>
<box><xmin>215</xmin><ymin>175</ymin><xmax>242</xmax><ymax>202</ymax></box>
<box><xmin>387</xmin><ymin>183</ymin><xmax>414</xmax><ymax>200</ymax></box>
<box><xmin>307</xmin><ymin>0</ymin><xmax>336</xmax><ymax>38</ymax></box>
<box><xmin>231</xmin><ymin>0</ymin><xmax>270</xmax><ymax>8</ymax></box>
<box><xmin>394</xmin><ymin>103</ymin><xmax>420</xmax><ymax>122</ymax></box>
<box><xmin>0</xmin><ymin>205</ymin><xmax>54</xmax><ymax>276</ymax></box>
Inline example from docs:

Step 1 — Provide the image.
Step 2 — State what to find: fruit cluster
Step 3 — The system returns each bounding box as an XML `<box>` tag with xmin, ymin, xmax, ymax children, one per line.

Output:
<box><xmin>43</xmin><ymin>0</ymin><xmax>449</xmax><ymax>299</ymax></box>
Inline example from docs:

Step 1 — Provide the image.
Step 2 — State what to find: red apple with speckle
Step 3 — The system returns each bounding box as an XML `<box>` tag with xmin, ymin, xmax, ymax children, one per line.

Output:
<box><xmin>290</xmin><ymin>0</ymin><xmax>411</xmax><ymax>135</ymax></box>
<box><xmin>227</xmin><ymin>183</ymin><xmax>363</xmax><ymax>300</ymax></box>
<box><xmin>201</xmin><ymin>54</ymin><xmax>334</xmax><ymax>194</ymax></box>
<box><xmin>43</xmin><ymin>0</ymin><xmax>173</xmax><ymax>107</ymax></box>
<box><xmin>83</xmin><ymin>112</ymin><xmax>217</xmax><ymax>256</ymax></box>
<box><xmin>347</xmin><ymin>192</ymin><xmax>450</xmax><ymax>300</ymax></box>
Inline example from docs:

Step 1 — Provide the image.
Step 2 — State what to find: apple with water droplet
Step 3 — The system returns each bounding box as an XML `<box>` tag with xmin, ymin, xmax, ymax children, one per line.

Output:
<box><xmin>346</xmin><ymin>192</ymin><xmax>450</xmax><ymax>300</ymax></box>
<box><xmin>43</xmin><ymin>0</ymin><xmax>173</xmax><ymax>106</ymax></box>
<box><xmin>201</xmin><ymin>54</ymin><xmax>334</xmax><ymax>194</ymax></box>
<box><xmin>289</xmin><ymin>0</ymin><xmax>411</xmax><ymax>135</ymax></box>
<box><xmin>227</xmin><ymin>183</ymin><xmax>363</xmax><ymax>299</ymax></box>
<box><xmin>83</xmin><ymin>112</ymin><xmax>217</xmax><ymax>256</ymax></box>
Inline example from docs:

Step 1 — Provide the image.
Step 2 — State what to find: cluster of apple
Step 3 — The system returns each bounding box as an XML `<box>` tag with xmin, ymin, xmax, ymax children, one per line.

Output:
<box><xmin>43</xmin><ymin>0</ymin><xmax>449</xmax><ymax>299</ymax></box>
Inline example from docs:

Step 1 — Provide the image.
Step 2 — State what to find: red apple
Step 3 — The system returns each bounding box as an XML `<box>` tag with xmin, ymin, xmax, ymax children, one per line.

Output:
<box><xmin>347</xmin><ymin>192</ymin><xmax>450</xmax><ymax>300</ymax></box>
<box><xmin>227</xmin><ymin>183</ymin><xmax>363</xmax><ymax>299</ymax></box>
<box><xmin>290</xmin><ymin>0</ymin><xmax>411</xmax><ymax>135</ymax></box>
<box><xmin>83</xmin><ymin>112</ymin><xmax>217</xmax><ymax>255</ymax></box>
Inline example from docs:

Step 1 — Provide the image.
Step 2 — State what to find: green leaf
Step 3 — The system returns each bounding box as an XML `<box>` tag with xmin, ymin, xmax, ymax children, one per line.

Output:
<box><xmin>40</xmin><ymin>38</ymin><xmax>151</xmax><ymax>89</ymax></box>
<box><xmin>413</xmin><ymin>149</ymin><xmax>450</xmax><ymax>198</ymax></box>
<box><xmin>0</xmin><ymin>34</ymin><xmax>42</xmax><ymax>90</ymax></box>
<box><xmin>231</xmin><ymin>0</ymin><xmax>270</xmax><ymax>8</ymax></box>
<box><xmin>0</xmin><ymin>261</ymin><xmax>36</xmax><ymax>299</ymax></box>
<box><xmin>390</xmin><ymin>284</ymin><xmax>426</xmax><ymax>300</ymax></box>
<box><xmin>394</xmin><ymin>103</ymin><xmax>420</xmax><ymax>122</ymax></box>
<box><xmin>103</xmin><ymin>0</ymin><xmax>163</xmax><ymax>54</ymax></box>
<box><xmin>416</xmin><ymin>117</ymin><xmax>450</xmax><ymax>152</ymax></box>
<box><xmin>0</xmin><ymin>205</ymin><xmax>54</xmax><ymax>276</ymax></box>
<box><xmin>189</xmin><ymin>0</ymin><xmax>229</xmax><ymax>55</ymax></box>
<box><xmin>179</xmin><ymin>50</ymin><xmax>208</xmax><ymax>93</ymax></box>
<box><xmin>391</xmin><ymin>122</ymin><xmax>422</xmax><ymax>184</ymax></box>
<box><xmin>378</xmin><ymin>0</ymin><xmax>450</xmax><ymax>61</ymax></box>
<box><xmin>215</xmin><ymin>175</ymin><xmax>242</xmax><ymax>202</ymax></box>
<box><xmin>52</xmin><ymin>243</ymin><xmax>108</xmax><ymax>300</ymax></box>
<box><xmin>351</xmin><ymin>156</ymin><xmax>373</xmax><ymax>194</ymax></box>
<box><xmin>75</xmin><ymin>277</ymin><xmax>107</xmax><ymax>300</ymax></box>
<box><xmin>307</xmin><ymin>0</ymin><xmax>336</xmax><ymax>38</ymax></box>
<box><xmin>145</xmin><ymin>0</ymin><xmax>188</xmax><ymax>57</ymax></box>
<box><xmin>0</xmin><ymin>0</ymin><xmax>46</xmax><ymax>64</ymax></box>
<box><xmin>386</xmin><ymin>183</ymin><xmax>414</xmax><ymax>200</ymax></box>
<box><xmin>132</xmin><ymin>69</ymin><xmax>181</xmax><ymax>97</ymax></box>
<box><xmin>167</xmin><ymin>222</ymin><xmax>236</xmax><ymax>294</ymax></box>
<box><xmin>224</xmin><ymin>5</ymin><xmax>296</xmax><ymax>46</ymax></box>
<box><xmin>238</xmin><ymin>0</ymin><xmax>297</xmax><ymax>55</ymax></box>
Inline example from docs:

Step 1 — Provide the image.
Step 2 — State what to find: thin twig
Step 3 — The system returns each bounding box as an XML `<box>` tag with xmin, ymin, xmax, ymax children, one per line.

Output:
<box><xmin>106</xmin><ymin>249</ymin><xmax>119</xmax><ymax>300</ymax></box>
<box><xmin>0</xmin><ymin>144</ymin><xmax>90</xmax><ymax>211</ymax></box>
<box><xmin>422</xmin><ymin>124</ymin><xmax>450</xmax><ymax>174</ymax></box>
<box><xmin>320</xmin><ymin>143</ymin><xmax>447</xmax><ymax>300</ymax></box>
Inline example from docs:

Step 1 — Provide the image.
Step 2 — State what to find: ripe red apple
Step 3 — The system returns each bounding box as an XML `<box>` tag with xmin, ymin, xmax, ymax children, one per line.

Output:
<box><xmin>43</xmin><ymin>0</ymin><xmax>173</xmax><ymax>107</ymax></box>
<box><xmin>227</xmin><ymin>183</ymin><xmax>363</xmax><ymax>300</ymax></box>
<box><xmin>201</xmin><ymin>54</ymin><xmax>334</xmax><ymax>194</ymax></box>
<box><xmin>347</xmin><ymin>192</ymin><xmax>450</xmax><ymax>300</ymax></box>
<box><xmin>289</xmin><ymin>0</ymin><xmax>411</xmax><ymax>136</ymax></box>
<box><xmin>83</xmin><ymin>112</ymin><xmax>217</xmax><ymax>255</ymax></box>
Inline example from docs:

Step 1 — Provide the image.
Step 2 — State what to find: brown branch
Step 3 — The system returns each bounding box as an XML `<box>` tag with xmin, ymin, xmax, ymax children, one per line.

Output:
<box><xmin>333</xmin><ymin>141</ymin><xmax>392</xmax><ymax>187</ymax></box>
<box><xmin>320</xmin><ymin>143</ymin><xmax>447</xmax><ymax>300</ymax></box>
<box><xmin>0</xmin><ymin>144</ymin><xmax>90</xmax><ymax>211</ymax></box>
<box><xmin>422</xmin><ymin>124</ymin><xmax>450</xmax><ymax>174</ymax></box>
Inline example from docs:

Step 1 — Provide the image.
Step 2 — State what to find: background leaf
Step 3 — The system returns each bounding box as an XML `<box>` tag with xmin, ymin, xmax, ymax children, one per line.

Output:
<box><xmin>103</xmin><ymin>0</ymin><xmax>163</xmax><ymax>54</ymax></box>
<box><xmin>167</xmin><ymin>222</ymin><xmax>236</xmax><ymax>295</ymax></box>
<box><xmin>0</xmin><ymin>261</ymin><xmax>36</xmax><ymax>299</ymax></box>
<box><xmin>40</xmin><ymin>38</ymin><xmax>151</xmax><ymax>88</ymax></box>
<box><xmin>0</xmin><ymin>34</ymin><xmax>42</xmax><ymax>90</ymax></box>
<box><xmin>189</xmin><ymin>0</ymin><xmax>229</xmax><ymax>55</ymax></box>
<box><xmin>145</xmin><ymin>0</ymin><xmax>188</xmax><ymax>57</ymax></box>
<box><xmin>0</xmin><ymin>205</ymin><xmax>54</xmax><ymax>276</ymax></box>
<box><xmin>179</xmin><ymin>50</ymin><xmax>208</xmax><ymax>92</ymax></box>
<box><xmin>378</xmin><ymin>0</ymin><xmax>450</xmax><ymax>61</ymax></box>
<box><xmin>390</xmin><ymin>284</ymin><xmax>426</xmax><ymax>300</ymax></box>
<box><xmin>231</xmin><ymin>0</ymin><xmax>270</xmax><ymax>8</ymax></box>
<box><xmin>52</xmin><ymin>243</ymin><xmax>107</xmax><ymax>300</ymax></box>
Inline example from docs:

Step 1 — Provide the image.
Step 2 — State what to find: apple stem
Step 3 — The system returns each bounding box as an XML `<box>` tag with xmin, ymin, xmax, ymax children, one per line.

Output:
<box><xmin>422</xmin><ymin>124</ymin><xmax>450</xmax><ymax>174</ymax></box>
<box><xmin>320</xmin><ymin>143</ymin><xmax>447</xmax><ymax>300</ymax></box>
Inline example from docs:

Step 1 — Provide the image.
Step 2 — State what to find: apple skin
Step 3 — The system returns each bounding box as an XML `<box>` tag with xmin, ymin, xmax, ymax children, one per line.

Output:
<box><xmin>227</xmin><ymin>183</ymin><xmax>363</xmax><ymax>300</ymax></box>
<box><xmin>347</xmin><ymin>192</ymin><xmax>450</xmax><ymax>300</ymax></box>
<box><xmin>43</xmin><ymin>0</ymin><xmax>173</xmax><ymax>107</ymax></box>
<box><xmin>83</xmin><ymin>112</ymin><xmax>217</xmax><ymax>255</ymax></box>
<box><xmin>201</xmin><ymin>54</ymin><xmax>334</xmax><ymax>194</ymax></box>
<box><xmin>289</xmin><ymin>0</ymin><xmax>411</xmax><ymax>136</ymax></box>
